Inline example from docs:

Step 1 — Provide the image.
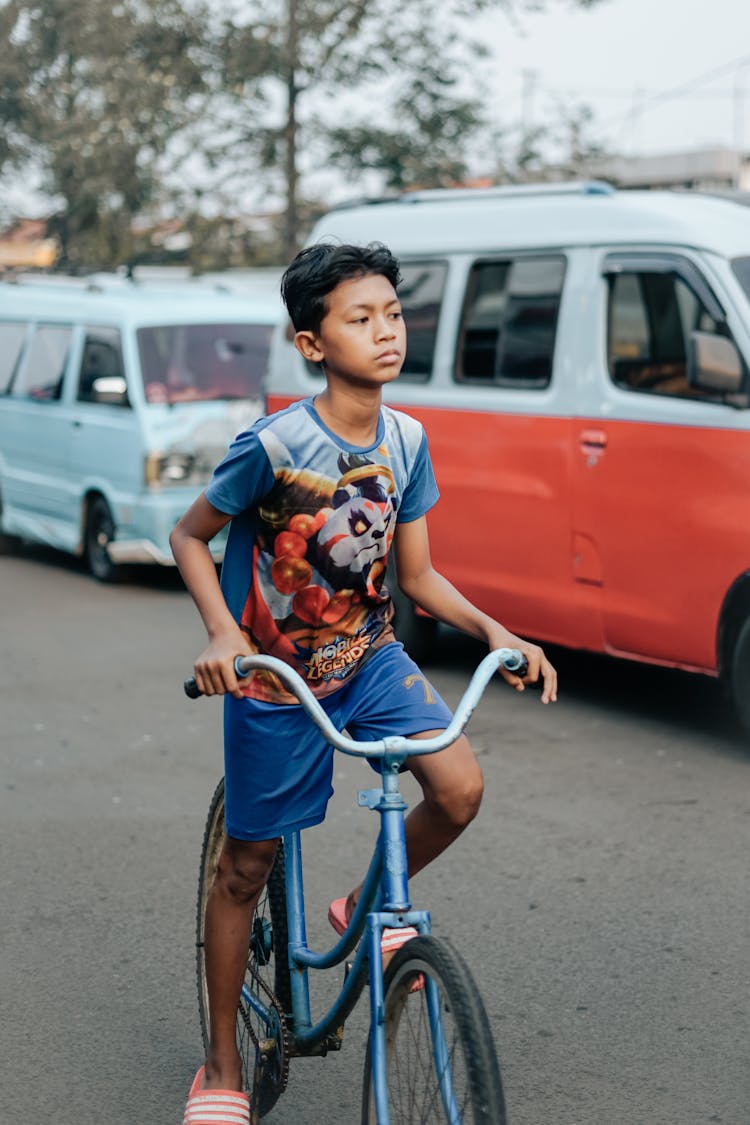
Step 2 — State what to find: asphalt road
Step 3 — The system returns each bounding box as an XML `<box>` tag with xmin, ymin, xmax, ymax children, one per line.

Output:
<box><xmin>1</xmin><ymin>545</ymin><xmax>748</xmax><ymax>1125</ymax></box>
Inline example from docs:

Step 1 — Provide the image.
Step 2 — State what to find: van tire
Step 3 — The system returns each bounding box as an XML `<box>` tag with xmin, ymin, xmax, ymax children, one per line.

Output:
<box><xmin>85</xmin><ymin>496</ymin><xmax>118</xmax><ymax>583</ymax></box>
<box><xmin>729</xmin><ymin>615</ymin><xmax>750</xmax><ymax>738</ymax></box>
<box><xmin>387</xmin><ymin>563</ymin><xmax>438</xmax><ymax>665</ymax></box>
<box><xmin>0</xmin><ymin>486</ymin><xmax>19</xmax><ymax>555</ymax></box>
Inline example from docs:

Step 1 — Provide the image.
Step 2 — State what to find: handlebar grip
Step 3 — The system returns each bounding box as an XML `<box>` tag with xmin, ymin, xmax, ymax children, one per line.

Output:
<box><xmin>502</xmin><ymin>651</ymin><xmax>528</xmax><ymax>677</ymax></box>
<box><xmin>184</xmin><ymin>656</ymin><xmax>250</xmax><ymax>700</ymax></box>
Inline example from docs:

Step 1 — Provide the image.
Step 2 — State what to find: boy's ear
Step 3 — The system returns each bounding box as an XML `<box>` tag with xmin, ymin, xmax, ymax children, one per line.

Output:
<box><xmin>294</xmin><ymin>330</ymin><xmax>324</xmax><ymax>363</ymax></box>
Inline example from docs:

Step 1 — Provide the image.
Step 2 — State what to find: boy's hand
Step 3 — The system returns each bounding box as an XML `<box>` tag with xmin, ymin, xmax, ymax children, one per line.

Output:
<box><xmin>193</xmin><ymin>629</ymin><xmax>254</xmax><ymax>699</ymax></box>
<box><xmin>487</xmin><ymin>626</ymin><xmax>558</xmax><ymax>704</ymax></box>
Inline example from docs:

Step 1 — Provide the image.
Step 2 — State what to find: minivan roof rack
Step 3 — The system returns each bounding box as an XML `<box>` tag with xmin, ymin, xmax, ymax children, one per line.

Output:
<box><xmin>330</xmin><ymin>181</ymin><xmax>615</xmax><ymax>212</ymax></box>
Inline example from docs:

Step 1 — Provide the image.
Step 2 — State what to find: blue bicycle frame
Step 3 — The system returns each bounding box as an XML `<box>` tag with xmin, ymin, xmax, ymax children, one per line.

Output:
<box><xmin>221</xmin><ymin>647</ymin><xmax>526</xmax><ymax>1125</ymax></box>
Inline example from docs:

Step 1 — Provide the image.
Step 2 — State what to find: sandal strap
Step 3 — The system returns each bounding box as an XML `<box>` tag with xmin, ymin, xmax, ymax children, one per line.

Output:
<box><xmin>183</xmin><ymin>1090</ymin><xmax>250</xmax><ymax>1125</ymax></box>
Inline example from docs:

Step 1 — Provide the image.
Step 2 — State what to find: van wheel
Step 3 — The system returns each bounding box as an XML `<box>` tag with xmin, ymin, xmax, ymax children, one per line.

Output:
<box><xmin>387</xmin><ymin>563</ymin><xmax>438</xmax><ymax>665</ymax></box>
<box><xmin>728</xmin><ymin>615</ymin><xmax>750</xmax><ymax>738</ymax></box>
<box><xmin>85</xmin><ymin>497</ymin><xmax>118</xmax><ymax>582</ymax></box>
<box><xmin>0</xmin><ymin>486</ymin><xmax>19</xmax><ymax>555</ymax></box>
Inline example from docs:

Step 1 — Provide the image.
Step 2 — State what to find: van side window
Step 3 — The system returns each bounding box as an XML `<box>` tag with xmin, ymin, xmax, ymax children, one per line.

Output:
<box><xmin>399</xmin><ymin>260</ymin><xmax>448</xmax><ymax>381</ymax></box>
<box><xmin>11</xmin><ymin>324</ymin><xmax>72</xmax><ymax>401</ymax></box>
<box><xmin>77</xmin><ymin>327</ymin><xmax>128</xmax><ymax>406</ymax></box>
<box><xmin>456</xmin><ymin>256</ymin><xmax>565</xmax><ymax>388</ymax></box>
<box><xmin>608</xmin><ymin>270</ymin><xmax>728</xmax><ymax>399</ymax></box>
<box><xmin>0</xmin><ymin>322</ymin><xmax>28</xmax><ymax>393</ymax></box>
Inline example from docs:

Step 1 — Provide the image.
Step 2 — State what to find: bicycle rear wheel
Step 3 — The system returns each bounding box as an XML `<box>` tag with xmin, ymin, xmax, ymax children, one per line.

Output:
<box><xmin>196</xmin><ymin>777</ymin><xmax>292</xmax><ymax>1118</ymax></box>
<box><xmin>361</xmin><ymin>935</ymin><xmax>506</xmax><ymax>1125</ymax></box>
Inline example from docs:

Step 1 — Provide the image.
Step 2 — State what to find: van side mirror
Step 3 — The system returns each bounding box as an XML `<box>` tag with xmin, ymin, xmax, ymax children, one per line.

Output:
<box><xmin>687</xmin><ymin>331</ymin><xmax>743</xmax><ymax>395</ymax></box>
<box><xmin>91</xmin><ymin>375</ymin><xmax>129</xmax><ymax>406</ymax></box>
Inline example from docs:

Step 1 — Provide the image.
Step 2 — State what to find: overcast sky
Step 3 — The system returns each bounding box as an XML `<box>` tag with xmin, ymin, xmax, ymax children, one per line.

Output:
<box><xmin>480</xmin><ymin>0</ymin><xmax>750</xmax><ymax>156</ymax></box>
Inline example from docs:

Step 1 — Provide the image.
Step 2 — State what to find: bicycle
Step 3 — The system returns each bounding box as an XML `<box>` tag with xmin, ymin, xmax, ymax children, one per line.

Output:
<box><xmin>185</xmin><ymin>646</ymin><xmax>528</xmax><ymax>1124</ymax></box>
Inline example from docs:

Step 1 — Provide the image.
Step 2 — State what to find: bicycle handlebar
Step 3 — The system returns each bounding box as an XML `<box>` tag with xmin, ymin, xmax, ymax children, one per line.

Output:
<box><xmin>184</xmin><ymin>648</ymin><xmax>529</xmax><ymax>759</ymax></box>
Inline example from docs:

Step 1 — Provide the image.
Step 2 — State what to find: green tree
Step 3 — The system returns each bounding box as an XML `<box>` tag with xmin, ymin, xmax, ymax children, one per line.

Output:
<box><xmin>213</xmin><ymin>0</ymin><xmax>607</xmax><ymax>259</ymax></box>
<box><xmin>0</xmin><ymin>0</ymin><xmax>210</xmax><ymax>266</ymax></box>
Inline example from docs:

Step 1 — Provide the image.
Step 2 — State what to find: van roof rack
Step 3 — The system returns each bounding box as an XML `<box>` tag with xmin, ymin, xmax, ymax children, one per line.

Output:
<box><xmin>330</xmin><ymin>180</ymin><xmax>615</xmax><ymax>211</ymax></box>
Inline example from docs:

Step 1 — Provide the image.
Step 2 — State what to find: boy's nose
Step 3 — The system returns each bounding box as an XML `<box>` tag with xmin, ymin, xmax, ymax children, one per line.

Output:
<box><xmin>374</xmin><ymin>317</ymin><xmax>396</xmax><ymax>340</ymax></box>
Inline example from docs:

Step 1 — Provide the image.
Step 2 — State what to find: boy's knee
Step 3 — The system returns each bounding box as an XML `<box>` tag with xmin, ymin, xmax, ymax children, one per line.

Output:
<box><xmin>216</xmin><ymin>838</ymin><xmax>278</xmax><ymax>904</ymax></box>
<box><xmin>427</xmin><ymin>759</ymin><xmax>484</xmax><ymax>829</ymax></box>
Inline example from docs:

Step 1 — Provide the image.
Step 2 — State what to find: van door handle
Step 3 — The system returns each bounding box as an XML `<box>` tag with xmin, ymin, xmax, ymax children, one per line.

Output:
<box><xmin>580</xmin><ymin>429</ymin><xmax>607</xmax><ymax>451</ymax></box>
<box><xmin>72</xmin><ymin>419</ymin><xmax>82</xmax><ymax>428</ymax></box>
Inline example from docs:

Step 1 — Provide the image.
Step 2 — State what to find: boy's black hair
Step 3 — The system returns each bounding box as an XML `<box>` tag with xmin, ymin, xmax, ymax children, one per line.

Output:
<box><xmin>280</xmin><ymin>242</ymin><xmax>402</xmax><ymax>334</ymax></box>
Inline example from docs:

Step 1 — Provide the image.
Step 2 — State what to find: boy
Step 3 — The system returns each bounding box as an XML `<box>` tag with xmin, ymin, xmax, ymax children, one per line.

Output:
<box><xmin>171</xmin><ymin>242</ymin><xmax>557</xmax><ymax>1118</ymax></box>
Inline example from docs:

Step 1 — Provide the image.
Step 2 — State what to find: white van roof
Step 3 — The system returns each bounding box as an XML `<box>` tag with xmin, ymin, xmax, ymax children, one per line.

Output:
<box><xmin>308</xmin><ymin>183</ymin><xmax>750</xmax><ymax>259</ymax></box>
<box><xmin>0</xmin><ymin>275</ymin><xmax>283</xmax><ymax>327</ymax></box>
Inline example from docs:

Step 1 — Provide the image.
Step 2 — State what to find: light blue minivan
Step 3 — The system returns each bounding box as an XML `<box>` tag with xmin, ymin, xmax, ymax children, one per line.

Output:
<box><xmin>0</xmin><ymin>277</ymin><xmax>280</xmax><ymax>579</ymax></box>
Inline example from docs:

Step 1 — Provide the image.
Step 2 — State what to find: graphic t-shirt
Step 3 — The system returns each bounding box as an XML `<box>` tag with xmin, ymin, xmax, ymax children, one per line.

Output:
<box><xmin>205</xmin><ymin>398</ymin><xmax>439</xmax><ymax>704</ymax></box>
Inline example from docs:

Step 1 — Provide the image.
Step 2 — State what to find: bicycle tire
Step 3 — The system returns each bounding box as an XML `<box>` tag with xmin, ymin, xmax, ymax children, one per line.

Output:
<box><xmin>196</xmin><ymin>777</ymin><xmax>292</xmax><ymax>1119</ymax></box>
<box><xmin>361</xmin><ymin>935</ymin><xmax>506</xmax><ymax>1125</ymax></box>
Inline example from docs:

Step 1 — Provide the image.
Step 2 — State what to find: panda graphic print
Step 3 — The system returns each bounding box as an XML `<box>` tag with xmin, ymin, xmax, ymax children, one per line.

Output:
<box><xmin>210</xmin><ymin>399</ymin><xmax>438</xmax><ymax>705</ymax></box>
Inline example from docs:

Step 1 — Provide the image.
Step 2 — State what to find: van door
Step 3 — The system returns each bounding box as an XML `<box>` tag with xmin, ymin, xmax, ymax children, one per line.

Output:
<box><xmin>1</xmin><ymin>322</ymin><xmax>77</xmax><ymax>547</ymax></box>
<box><xmin>67</xmin><ymin>326</ymin><xmax>142</xmax><ymax>525</ymax></box>
<box><xmin>572</xmin><ymin>251</ymin><xmax>750</xmax><ymax>673</ymax></box>
<box><xmin>409</xmin><ymin>253</ymin><xmax>577</xmax><ymax>644</ymax></box>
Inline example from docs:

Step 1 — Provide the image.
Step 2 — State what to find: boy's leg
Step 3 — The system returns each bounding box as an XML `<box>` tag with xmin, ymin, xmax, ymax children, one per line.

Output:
<box><xmin>342</xmin><ymin>732</ymin><xmax>483</xmax><ymax>919</ymax></box>
<box><xmin>203</xmin><ymin>835</ymin><xmax>279</xmax><ymax>1092</ymax></box>
<box><xmin>402</xmin><ymin>730</ymin><xmax>484</xmax><ymax>876</ymax></box>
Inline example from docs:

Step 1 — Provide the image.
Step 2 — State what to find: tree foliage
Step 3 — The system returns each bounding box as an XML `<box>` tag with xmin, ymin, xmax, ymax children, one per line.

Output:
<box><xmin>0</xmin><ymin>0</ymin><xmax>209</xmax><ymax>266</ymax></box>
<box><xmin>0</xmin><ymin>0</ymin><xmax>608</xmax><ymax>268</ymax></box>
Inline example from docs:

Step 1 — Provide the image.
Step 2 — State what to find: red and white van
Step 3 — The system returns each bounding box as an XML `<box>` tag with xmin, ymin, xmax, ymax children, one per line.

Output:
<box><xmin>266</xmin><ymin>183</ymin><xmax>750</xmax><ymax>733</ymax></box>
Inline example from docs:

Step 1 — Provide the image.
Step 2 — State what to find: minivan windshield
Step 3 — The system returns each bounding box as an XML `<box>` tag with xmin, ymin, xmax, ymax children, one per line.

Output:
<box><xmin>137</xmin><ymin>322</ymin><xmax>273</xmax><ymax>404</ymax></box>
<box><xmin>732</xmin><ymin>257</ymin><xmax>750</xmax><ymax>305</ymax></box>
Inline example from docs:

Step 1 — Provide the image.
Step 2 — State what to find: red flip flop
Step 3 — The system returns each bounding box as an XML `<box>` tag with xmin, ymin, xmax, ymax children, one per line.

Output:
<box><xmin>182</xmin><ymin>1065</ymin><xmax>251</xmax><ymax>1125</ymax></box>
<box><xmin>328</xmin><ymin>897</ymin><xmax>423</xmax><ymax>991</ymax></box>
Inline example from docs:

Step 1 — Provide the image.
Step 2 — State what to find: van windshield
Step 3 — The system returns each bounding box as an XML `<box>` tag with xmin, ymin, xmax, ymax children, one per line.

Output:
<box><xmin>137</xmin><ymin>322</ymin><xmax>273</xmax><ymax>404</ymax></box>
<box><xmin>732</xmin><ymin>257</ymin><xmax>750</xmax><ymax>305</ymax></box>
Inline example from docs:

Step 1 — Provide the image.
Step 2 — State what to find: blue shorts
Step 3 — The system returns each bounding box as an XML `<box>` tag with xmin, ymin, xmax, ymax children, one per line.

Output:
<box><xmin>223</xmin><ymin>642</ymin><xmax>453</xmax><ymax>841</ymax></box>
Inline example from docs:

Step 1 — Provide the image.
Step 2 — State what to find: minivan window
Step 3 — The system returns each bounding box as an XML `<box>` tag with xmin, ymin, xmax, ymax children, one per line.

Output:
<box><xmin>0</xmin><ymin>322</ymin><xmax>28</xmax><ymax>393</ymax></box>
<box><xmin>77</xmin><ymin>327</ymin><xmax>128</xmax><ymax>406</ymax></box>
<box><xmin>608</xmin><ymin>270</ymin><xmax>729</xmax><ymax>399</ymax></box>
<box><xmin>11</xmin><ymin>324</ymin><xmax>72</xmax><ymax>400</ymax></box>
<box><xmin>456</xmin><ymin>255</ymin><xmax>565</xmax><ymax>388</ymax></box>
<box><xmin>732</xmin><ymin>257</ymin><xmax>750</xmax><ymax>304</ymax></box>
<box><xmin>137</xmin><ymin>322</ymin><xmax>273</xmax><ymax>404</ymax></box>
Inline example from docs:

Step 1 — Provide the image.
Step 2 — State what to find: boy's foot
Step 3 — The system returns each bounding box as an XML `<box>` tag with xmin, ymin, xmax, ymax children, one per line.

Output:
<box><xmin>182</xmin><ymin>1065</ymin><xmax>250</xmax><ymax>1125</ymax></box>
<box><xmin>328</xmin><ymin>897</ymin><xmax>423</xmax><ymax>990</ymax></box>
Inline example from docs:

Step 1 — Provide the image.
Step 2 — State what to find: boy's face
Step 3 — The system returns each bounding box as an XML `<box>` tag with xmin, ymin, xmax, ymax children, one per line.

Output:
<box><xmin>294</xmin><ymin>273</ymin><xmax>406</xmax><ymax>388</ymax></box>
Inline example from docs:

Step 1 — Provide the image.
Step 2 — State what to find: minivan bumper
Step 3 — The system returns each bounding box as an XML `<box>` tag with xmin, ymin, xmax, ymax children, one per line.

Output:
<box><xmin>107</xmin><ymin>491</ymin><xmax>227</xmax><ymax>566</ymax></box>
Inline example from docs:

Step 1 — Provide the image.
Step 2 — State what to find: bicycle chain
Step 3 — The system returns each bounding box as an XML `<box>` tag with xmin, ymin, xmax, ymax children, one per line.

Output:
<box><xmin>240</xmin><ymin>958</ymin><xmax>291</xmax><ymax>1100</ymax></box>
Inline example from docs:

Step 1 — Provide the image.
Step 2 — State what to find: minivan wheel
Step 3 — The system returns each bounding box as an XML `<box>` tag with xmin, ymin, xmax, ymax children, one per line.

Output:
<box><xmin>85</xmin><ymin>496</ymin><xmax>118</xmax><ymax>582</ymax></box>
<box><xmin>728</xmin><ymin>615</ymin><xmax>750</xmax><ymax>738</ymax></box>
<box><xmin>0</xmin><ymin>485</ymin><xmax>19</xmax><ymax>555</ymax></box>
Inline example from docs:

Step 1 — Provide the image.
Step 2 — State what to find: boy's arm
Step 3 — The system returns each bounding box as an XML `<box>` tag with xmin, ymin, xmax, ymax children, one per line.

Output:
<box><xmin>393</xmin><ymin>516</ymin><xmax>557</xmax><ymax>703</ymax></box>
<box><xmin>170</xmin><ymin>494</ymin><xmax>253</xmax><ymax>699</ymax></box>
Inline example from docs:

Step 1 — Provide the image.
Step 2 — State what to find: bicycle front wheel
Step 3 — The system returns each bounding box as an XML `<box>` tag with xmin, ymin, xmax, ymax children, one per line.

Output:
<box><xmin>361</xmin><ymin>935</ymin><xmax>506</xmax><ymax>1125</ymax></box>
<box><xmin>196</xmin><ymin>777</ymin><xmax>292</xmax><ymax>1119</ymax></box>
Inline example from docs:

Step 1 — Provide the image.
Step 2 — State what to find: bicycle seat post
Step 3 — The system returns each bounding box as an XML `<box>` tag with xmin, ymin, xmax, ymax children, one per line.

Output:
<box><xmin>358</xmin><ymin>752</ymin><xmax>410</xmax><ymax>914</ymax></box>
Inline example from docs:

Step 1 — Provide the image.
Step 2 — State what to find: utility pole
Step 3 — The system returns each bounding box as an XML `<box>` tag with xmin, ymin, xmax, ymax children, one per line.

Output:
<box><xmin>519</xmin><ymin>68</ymin><xmax>538</xmax><ymax>180</ymax></box>
<box><xmin>284</xmin><ymin>0</ymin><xmax>299</xmax><ymax>261</ymax></box>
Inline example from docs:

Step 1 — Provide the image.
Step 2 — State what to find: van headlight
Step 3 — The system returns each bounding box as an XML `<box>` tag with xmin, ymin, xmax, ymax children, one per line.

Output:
<box><xmin>145</xmin><ymin>451</ymin><xmax>207</xmax><ymax>488</ymax></box>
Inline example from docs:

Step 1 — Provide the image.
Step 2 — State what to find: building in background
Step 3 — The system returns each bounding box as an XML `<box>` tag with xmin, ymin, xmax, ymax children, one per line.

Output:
<box><xmin>0</xmin><ymin>219</ymin><xmax>58</xmax><ymax>270</ymax></box>
<box><xmin>592</xmin><ymin>145</ymin><xmax>750</xmax><ymax>199</ymax></box>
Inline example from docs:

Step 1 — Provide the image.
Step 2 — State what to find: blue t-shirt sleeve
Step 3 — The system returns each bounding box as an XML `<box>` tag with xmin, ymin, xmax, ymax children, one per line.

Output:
<box><xmin>397</xmin><ymin>430</ymin><xmax>440</xmax><ymax>523</ymax></box>
<box><xmin>205</xmin><ymin>426</ymin><xmax>275</xmax><ymax>515</ymax></box>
